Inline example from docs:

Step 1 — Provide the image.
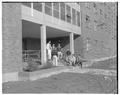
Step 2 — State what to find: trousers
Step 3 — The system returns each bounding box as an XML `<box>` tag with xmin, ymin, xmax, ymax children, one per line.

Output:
<box><xmin>47</xmin><ymin>50</ymin><xmax>51</xmax><ymax>60</ymax></box>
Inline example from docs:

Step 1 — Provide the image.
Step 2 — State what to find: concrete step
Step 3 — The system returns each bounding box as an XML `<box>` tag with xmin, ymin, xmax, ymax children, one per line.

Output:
<box><xmin>18</xmin><ymin>66</ymin><xmax>70</xmax><ymax>81</ymax></box>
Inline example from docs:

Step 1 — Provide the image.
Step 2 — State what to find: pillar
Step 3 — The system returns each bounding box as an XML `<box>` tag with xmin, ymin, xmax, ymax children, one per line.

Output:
<box><xmin>70</xmin><ymin>33</ymin><xmax>74</xmax><ymax>54</ymax></box>
<box><xmin>41</xmin><ymin>25</ymin><xmax>47</xmax><ymax>65</ymax></box>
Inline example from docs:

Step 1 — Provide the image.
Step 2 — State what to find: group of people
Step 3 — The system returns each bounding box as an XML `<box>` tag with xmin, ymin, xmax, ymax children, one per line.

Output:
<box><xmin>46</xmin><ymin>41</ymin><xmax>63</xmax><ymax>66</ymax></box>
<box><xmin>46</xmin><ymin>41</ymin><xmax>90</xmax><ymax>67</ymax></box>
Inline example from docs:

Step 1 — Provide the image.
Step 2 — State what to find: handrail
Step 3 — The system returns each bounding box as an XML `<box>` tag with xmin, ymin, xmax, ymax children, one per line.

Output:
<box><xmin>22</xmin><ymin>50</ymin><xmax>41</xmax><ymax>62</ymax></box>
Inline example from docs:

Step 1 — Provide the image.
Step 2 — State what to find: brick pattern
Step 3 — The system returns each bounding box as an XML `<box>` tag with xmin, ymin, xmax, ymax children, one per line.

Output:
<box><xmin>80</xmin><ymin>2</ymin><xmax>117</xmax><ymax>59</ymax></box>
<box><xmin>2</xmin><ymin>3</ymin><xmax>22</xmax><ymax>73</ymax></box>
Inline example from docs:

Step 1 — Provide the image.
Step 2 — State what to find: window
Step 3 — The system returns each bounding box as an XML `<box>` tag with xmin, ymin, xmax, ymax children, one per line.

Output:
<box><xmin>86</xmin><ymin>15</ymin><xmax>90</xmax><ymax>22</ymax></box>
<box><xmin>53</xmin><ymin>3</ymin><xmax>59</xmax><ymax>19</ymax></box>
<box><xmin>77</xmin><ymin>11</ymin><xmax>80</xmax><ymax>26</ymax></box>
<box><xmin>72</xmin><ymin>8</ymin><xmax>76</xmax><ymax>25</ymax></box>
<box><xmin>60</xmin><ymin>3</ymin><xmax>65</xmax><ymax>21</ymax></box>
<box><xmin>45</xmin><ymin>3</ymin><xmax>52</xmax><ymax>16</ymax></box>
<box><xmin>66</xmin><ymin>5</ymin><xmax>71</xmax><ymax>23</ymax></box>
<box><xmin>33</xmin><ymin>3</ymin><xmax>42</xmax><ymax>12</ymax></box>
<box><xmin>22</xmin><ymin>2</ymin><xmax>31</xmax><ymax>8</ymax></box>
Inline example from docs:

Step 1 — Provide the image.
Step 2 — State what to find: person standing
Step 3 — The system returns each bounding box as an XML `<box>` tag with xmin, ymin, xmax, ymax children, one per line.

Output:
<box><xmin>46</xmin><ymin>41</ymin><xmax>52</xmax><ymax>60</ymax></box>
<box><xmin>57</xmin><ymin>43</ymin><xmax>62</xmax><ymax>60</ymax></box>
<box><xmin>52</xmin><ymin>44</ymin><xmax>58</xmax><ymax>66</ymax></box>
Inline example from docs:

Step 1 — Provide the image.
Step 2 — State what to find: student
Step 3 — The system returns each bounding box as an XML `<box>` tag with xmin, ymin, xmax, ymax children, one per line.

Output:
<box><xmin>57</xmin><ymin>43</ymin><xmax>62</xmax><ymax>60</ymax></box>
<box><xmin>65</xmin><ymin>50</ymin><xmax>76</xmax><ymax>66</ymax></box>
<box><xmin>46</xmin><ymin>41</ymin><xmax>52</xmax><ymax>60</ymax></box>
<box><xmin>52</xmin><ymin>44</ymin><xmax>58</xmax><ymax>66</ymax></box>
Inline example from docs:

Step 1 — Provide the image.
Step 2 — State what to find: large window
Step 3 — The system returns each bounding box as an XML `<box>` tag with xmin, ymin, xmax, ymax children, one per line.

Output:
<box><xmin>33</xmin><ymin>3</ymin><xmax>42</xmax><ymax>12</ymax></box>
<box><xmin>22</xmin><ymin>2</ymin><xmax>31</xmax><ymax>8</ymax></box>
<box><xmin>53</xmin><ymin>3</ymin><xmax>59</xmax><ymax>19</ymax></box>
<box><xmin>72</xmin><ymin>8</ymin><xmax>76</xmax><ymax>25</ymax></box>
<box><xmin>77</xmin><ymin>11</ymin><xmax>80</xmax><ymax>26</ymax></box>
<box><xmin>66</xmin><ymin>5</ymin><xmax>71</xmax><ymax>23</ymax></box>
<box><xmin>60</xmin><ymin>3</ymin><xmax>65</xmax><ymax>21</ymax></box>
<box><xmin>45</xmin><ymin>3</ymin><xmax>52</xmax><ymax>16</ymax></box>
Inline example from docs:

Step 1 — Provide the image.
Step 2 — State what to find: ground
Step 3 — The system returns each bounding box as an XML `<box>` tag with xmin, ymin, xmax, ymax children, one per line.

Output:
<box><xmin>2</xmin><ymin>58</ymin><xmax>117</xmax><ymax>94</ymax></box>
<box><xmin>2</xmin><ymin>71</ymin><xmax>117</xmax><ymax>93</ymax></box>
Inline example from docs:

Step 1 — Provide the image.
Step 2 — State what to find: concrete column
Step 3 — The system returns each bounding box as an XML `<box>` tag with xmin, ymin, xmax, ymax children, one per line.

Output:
<box><xmin>59</xmin><ymin>3</ymin><xmax>61</xmax><ymax>19</ymax></box>
<box><xmin>52</xmin><ymin>3</ymin><xmax>53</xmax><ymax>16</ymax></box>
<box><xmin>42</xmin><ymin>3</ymin><xmax>45</xmax><ymax>13</ymax></box>
<box><xmin>31</xmin><ymin>3</ymin><xmax>33</xmax><ymax>16</ymax></box>
<box><xmin>41</xmin><ymin>25</ymin><xmax>47</xmax><ymax>65</ymax></box>
<box><xmin>70</xmin><ymin>33</ymin><xmax>74</xmax><ymax>54</ymax></box>
<box><xmin>65</xmin><ymin>4</ymin><xmax>66</xmax><ymax>21</ymax></box>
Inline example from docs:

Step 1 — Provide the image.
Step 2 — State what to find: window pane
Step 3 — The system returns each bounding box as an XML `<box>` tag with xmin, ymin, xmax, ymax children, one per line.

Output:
<box><xmin>61</xmin><ymin>14</ymin><xmax>65</xmax><ymax>21</ymax></box>
<box><xmin>66</xmin><ymin>5</ymin><xmax>71</xmax><ymax>23</ymax></box>
<box><xmin>45</xmin><ymin>6</ymin><xmax>52</xmax><ymax>16</ymax></box>
<box><xmin>60</xmin><ymin>3</ymin><xmax>65</xmax><ymax>21</ymax></box>
<box><xmin>33</xmin><ymin>3</ymin><xmax>42</xmax><ymax>12</ymax></box>
<box><xmin>72</xmin><ymin>8</ymin><xmax>76</xmax><ymax>25</ymax></box>
<box><xmin>45</xmin><ymin>3</ymin><xmax>52</xmax><ymax>7</ymax></box>
<box><xmin>53</xmin><ymin>3</ymin><xmax>59</xmax><ymax>10</ymax></box>
<box><xmin>53</xmin><ymin>10</ymin><xmax>59</xmax><ymax>18</ymax></box>
<box><xmin>22</xmin><ymin>2</ymin><xmax>31</xmax><ymax>7</ymax></box>
<box><xmin>77</xmin><ymin>11</ymin><xmax>80</xmax><ymax>26</ymax></box>
<box><xmin>53</xmin><ymin>3</ymin><xmax>59</xmax><ymax>19</ymax></box>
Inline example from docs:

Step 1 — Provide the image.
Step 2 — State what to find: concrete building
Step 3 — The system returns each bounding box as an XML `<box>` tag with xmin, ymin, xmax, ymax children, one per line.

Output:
<box><xmin>2</xmin><ymin>2</ymin><xmax>117</xmax><ymax>82</ymax></box>
<box><xmin>2</xmin><ymin>2</ymin><xmax>83</xmax><ymax>81</ymax></box>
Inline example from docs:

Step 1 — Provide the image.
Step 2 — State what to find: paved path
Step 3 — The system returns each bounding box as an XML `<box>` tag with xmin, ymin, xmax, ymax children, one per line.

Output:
<box><xmin>19</xmin><ymin>66</ymin><xmax>116</xmax><ymax>81</ymax></box>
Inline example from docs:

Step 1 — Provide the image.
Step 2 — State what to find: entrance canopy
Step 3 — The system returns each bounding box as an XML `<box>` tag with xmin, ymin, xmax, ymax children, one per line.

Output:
<box><xmin>22</xmin><ymin>20</ymin><xmax>77</xmax><ymax>64</ymax></box>
<box><xmin>22</xmin><ymin>20</ymin><xmax>70</xmax><ymax>38</ymax></box>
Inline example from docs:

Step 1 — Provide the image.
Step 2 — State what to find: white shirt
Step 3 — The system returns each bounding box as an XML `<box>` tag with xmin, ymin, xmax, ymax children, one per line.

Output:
<box><xmin>46</xmin><ymin>43</ymin><xmax>51</xmax><ymax>50</ymax></box>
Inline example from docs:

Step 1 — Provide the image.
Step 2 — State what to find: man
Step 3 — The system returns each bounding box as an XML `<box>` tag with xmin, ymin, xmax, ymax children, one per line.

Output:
<box><xmin>46</xmin><ymin>41</ymin><xmax>52</xmax><ymax>60</ymax></box>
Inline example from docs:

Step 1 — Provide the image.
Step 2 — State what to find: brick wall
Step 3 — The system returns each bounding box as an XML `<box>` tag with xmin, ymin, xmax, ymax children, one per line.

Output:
<box><xmin>80</xmin><ymin>2</ymin><xmax>117</xmax><ymax>59</ymax></box>
<box><xmin>2</xmin><ymin>3</ymin><xmax>22</xmax><ymax>73</ymax></box>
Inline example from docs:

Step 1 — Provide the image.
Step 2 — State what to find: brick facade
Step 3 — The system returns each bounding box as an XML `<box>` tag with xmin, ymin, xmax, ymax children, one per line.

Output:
<box><xmin>80</xmin><ymin>2</ymin><xmax>117</xmax><ymax>59</ymax></box>
<box><xmin>2</xmin><ymin>3</ymin><xmax>22</xmax><ymax>73</ymax></box>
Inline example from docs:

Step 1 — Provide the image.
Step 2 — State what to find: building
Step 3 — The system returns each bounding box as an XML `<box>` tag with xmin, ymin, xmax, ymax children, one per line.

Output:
<box><xmin>80</xmin><ymin>2</ymin><xmax>117</xmax><ymax>59</ymax></box>
<box><xmin>2</xmin><ymin>2</ymin><xmax>84</xmax><ymax>82</ymax></box>
<box><xmin>2</xmin><ymin>2</ymin><xmax>117</xmax><ymax>82</ymax></box>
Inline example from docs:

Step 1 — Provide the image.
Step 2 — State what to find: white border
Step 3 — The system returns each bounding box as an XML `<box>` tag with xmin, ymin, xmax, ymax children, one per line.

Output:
<box><xmin>1</xmin><ymin>0</ymin><xmax>119</xmax><ymax>2</ymax></box>
<box><xmin>1</xmin><ymin>1</ymin><xmax>119</xmax><ymax>95</ymax></box>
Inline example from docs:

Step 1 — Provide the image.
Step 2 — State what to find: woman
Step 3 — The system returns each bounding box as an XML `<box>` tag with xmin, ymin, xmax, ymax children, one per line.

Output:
<box><xmin>46</xmin><ymin>41</ymin><xmax>52</xmax><ymax>60</ymax></box>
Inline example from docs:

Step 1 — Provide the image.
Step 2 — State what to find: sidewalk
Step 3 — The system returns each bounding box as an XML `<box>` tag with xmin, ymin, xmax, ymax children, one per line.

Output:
<box><xmin>3</xmin><ymin>69</ymin><xmax>117</xmax><ymax>93</ymax></box>
<box><xmin>3</xmin><ymin>65</ymin><xmax>117</xmax><ymax>83</ymax></box>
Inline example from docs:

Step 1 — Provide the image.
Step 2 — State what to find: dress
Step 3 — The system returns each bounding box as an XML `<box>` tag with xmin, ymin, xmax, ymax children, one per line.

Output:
<box><xmin>46</xmin><ymin>43</ymin><xmax>52</xmax><ymax>60</ymax></box>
